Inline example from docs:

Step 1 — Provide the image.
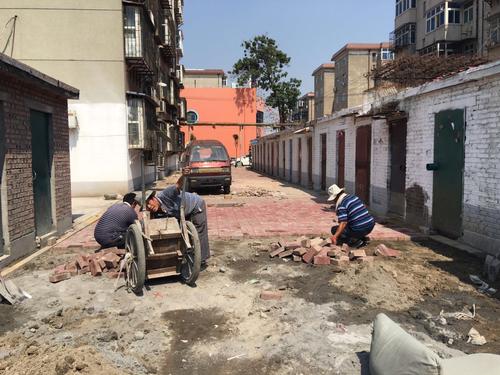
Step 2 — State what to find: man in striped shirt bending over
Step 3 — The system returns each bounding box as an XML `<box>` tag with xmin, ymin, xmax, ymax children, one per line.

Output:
<box><xmin>328</xmin><ymin>184</ymin><xmax>375</xmax><ymax>249</ymax></box>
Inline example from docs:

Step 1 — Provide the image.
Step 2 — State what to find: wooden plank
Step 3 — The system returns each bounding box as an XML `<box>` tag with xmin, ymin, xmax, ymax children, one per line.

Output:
<box><xmin>147</xmin><ymin>252</ymin><xmax>178</xmax><ymax>260</ymax></box>
<box><xmin>147</xmin><ymin>266</ymin><xmax>178</xmax><ymax>279</ymax></box>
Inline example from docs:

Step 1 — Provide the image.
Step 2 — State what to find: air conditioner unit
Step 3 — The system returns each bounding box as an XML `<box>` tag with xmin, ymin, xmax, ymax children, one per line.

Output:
<box><xmin>68</xmin><ymin>110</ymin><xmax>78</xmax><ymax>129</ymax></box>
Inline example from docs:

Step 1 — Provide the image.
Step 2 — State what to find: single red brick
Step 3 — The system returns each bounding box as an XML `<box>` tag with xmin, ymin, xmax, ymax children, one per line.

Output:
<box><xmin>78</xmin><ymin>266</ymin><xmax>89</xmax><ymax>275</ymax></box>
<box><xmin>54</xmin><ymin>264</ymin><xmax>66</xmax><ymax>274</ymax></box>
<box><xmin>278</xmin><ymin>250</ymin><xmax>294</xmax><ymax>258</ymax></box>
<box><xmin>300</xmin><ymin>237</ymin><xmax>311</xmax><ymax>248</ymax></box>
<box><xmin>98</xmin><ymin>259</ymin><xmax>107</xmax><ymax>269</ymax></box>
<box><xmin>318</xmin><ymin>248</ymin><xmax>330</xmax><ymax>257</ymax></box>
<box><xmin>65</xmin><ymin>262</ymin><xmax>78</xmax><ymax>276</ymax></box>
<box><xmin>327</xmin><ymin>250</ymin><xmax>341</xmax><ymax>258</ymax></box>
<box><xmin>293</xmin><ymin>247</ymin><xmax>308</xmax><ymax>256</ymax></box>
<box><xmin>293</xmin><ymin>255</ymin><xmax>302</xmax><ymax>262</ymax></box>
<box><xmin>75</xmin><ymin>255</ymin><xmax>88</xmax><ymax>270</ymax></box>
<box><xmin>375</xmin><ymin>244</ymin><xmax>401</xmax><ymax>258</ymax></box>
<box><xmin>260</xmin><ymin>290</ymin><xmax>283</xmax><ymax>300</ymax></box>
<box><xmin>89</xmin><ymin>259</ymin><xmax>102</xmax><ymax>276</ymax></box>
<box><xmin>331</xmin><ymin>256</ymin><xmax>350</xmax><ymax>266</ymax></box>
<box><xmin>269</xmin><ymin>246</ymin><xmax>286</xmax><ymax>258</ymax></box>
<box><xmin>284</xmin><ymin>242</ymin><xmax>301</xmax><ymax>251</ymax></box>
<box><xmin>302</xmin><ymin>248</ymin><xmax>320</xmax><ymax>264</ymax></box>
<box><xmin>349</xmin><ymin>249</ymin><xmax>367</xmax><ymax>259</ymax></box>
<box><xmin>314</xmin><ymin>255</ymin><xmax>331</xmax><ymax>265</ymax></box>
<box><xmin>49</xmin><ymin>272</ymin><xmax>71</xmax><ymax>283</ymax></box>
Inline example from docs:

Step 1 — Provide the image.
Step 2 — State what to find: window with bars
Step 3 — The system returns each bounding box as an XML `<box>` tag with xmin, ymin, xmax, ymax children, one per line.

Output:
<box><xmin>124</xmin><ymin>6</ymin><xmax>142</xmax><ymax>58</ymax></box>
<box><xmin>128</xmin><ymin>97</ymin><xmax>144</xmax><ymax>148</ymax></box>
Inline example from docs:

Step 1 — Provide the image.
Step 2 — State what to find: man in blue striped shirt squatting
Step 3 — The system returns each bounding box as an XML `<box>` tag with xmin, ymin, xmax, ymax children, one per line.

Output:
<box><xmin>328</xmin><ymin>184</ymin><xmax>375</xmax><ymax>249</ymax></box>
<box><xmin>94</xmin><ymin>193</ymin><xmax>141</xmax><ymax>249</ymax></box>
<box><xmin>145</xmin><ymin>178</ymin><xmax>210</xmax><ymax>268</ymax></box>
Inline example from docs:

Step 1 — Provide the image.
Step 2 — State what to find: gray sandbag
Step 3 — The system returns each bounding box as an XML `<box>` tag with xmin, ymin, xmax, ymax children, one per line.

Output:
<box><xmin>441</xmin><ymin>353</ymin><xmax>500</xmax><ymax>375</ymax></box>
<box><xmin>369</xmin><ymin>313</ymin><xmax>441</xmax><ymax>375</ymax></box>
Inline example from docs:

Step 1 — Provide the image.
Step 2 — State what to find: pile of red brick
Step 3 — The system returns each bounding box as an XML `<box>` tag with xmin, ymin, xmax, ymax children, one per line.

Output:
<box><xmin>269</xmin><ymin>237</ymin><xmax>401</xmax><ymax>271</ymax></box>
<box><xmin>49</xmin><ymin>248</ymin><xmax>126</xmax><ymax>283</ymax></box>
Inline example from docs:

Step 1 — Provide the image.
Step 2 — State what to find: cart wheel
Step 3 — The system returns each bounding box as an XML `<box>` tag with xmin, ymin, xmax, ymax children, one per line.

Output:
<box><xmin>125</xmin><ymin>223</ymin><xmax>146</xmax><ymax>294</ymax></box>
<box><xmin>181</xmin><ymin>221</ymin><xmax>201</xmax><ymax>286</ymax></box>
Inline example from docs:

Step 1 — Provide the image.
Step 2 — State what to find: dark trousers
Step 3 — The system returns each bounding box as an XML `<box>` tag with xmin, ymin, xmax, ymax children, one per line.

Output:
<box><xmin>97</xmin><ymin>234</ymin><xmax>125</xmax><ymax>250</ymax></box>
<box><xmin>331</xmin><ymin>223</ymin><xmax>374</xmax><ymax>245</ymax></box>
<box><xmin>189</xmin><ymin>201</ymin><xmax>210</xmax><ymax>262</ymax></box>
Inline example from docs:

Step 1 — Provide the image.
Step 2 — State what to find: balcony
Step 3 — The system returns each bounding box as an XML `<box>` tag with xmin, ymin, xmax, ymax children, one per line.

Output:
<box><xmin>124</xmin><ymin>5</ymin><xmax>155</xmax><ymax>76</ymax></box>
<box><xmin>175</xmin><ymin>0</ymin><xmax>184</xmax><ymax>25</ymax></box>
<box><xmin>127</xmin><ymin>94</ymin><xmax>157</xmax><ymax>150</ymax></box>
<box><xmin>160</xmin><ymin>18</ymin><xmax>176</xmax><ymax>58</ymax></box>
<box><xmin>176</xmin><ymin>30</ymin><xmax>184</xmax><ymax>57</ymax></box>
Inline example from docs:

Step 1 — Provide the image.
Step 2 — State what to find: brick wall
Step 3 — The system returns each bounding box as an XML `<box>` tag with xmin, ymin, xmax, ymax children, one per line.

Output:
<box><xmin>0</xmin><ymin>65</ymin><xmax>72</xmax><ymax>260</ymax></box>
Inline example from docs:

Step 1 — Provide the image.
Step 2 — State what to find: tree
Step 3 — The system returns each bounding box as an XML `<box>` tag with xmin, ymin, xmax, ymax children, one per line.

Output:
<box><xmin>232</xmin><ymin>35</ymin><xmax>301</xmax><ymax>124</ymax></box>
<box><xmin>266</xmin><ymin>79</ymin><xmax>301</xmax><ymax>124</ymax></box>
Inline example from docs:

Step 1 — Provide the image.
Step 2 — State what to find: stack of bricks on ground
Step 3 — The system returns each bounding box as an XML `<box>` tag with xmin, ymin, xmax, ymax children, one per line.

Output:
<box><xmin>268</xmin><ymin>237</ymin><xmax>401</xmax><ymax>269</ymax></box>
<box><xmin>49</xmin><ymin>248</ymin><xmax>126</xmax><ymax>283</ymax></box>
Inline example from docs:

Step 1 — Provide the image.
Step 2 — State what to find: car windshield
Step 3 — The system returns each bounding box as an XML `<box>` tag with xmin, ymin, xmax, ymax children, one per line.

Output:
<box><xmin>190</xmin><ymin>145</ymin><xmax>228</xmax><ymax>162</ymax></box>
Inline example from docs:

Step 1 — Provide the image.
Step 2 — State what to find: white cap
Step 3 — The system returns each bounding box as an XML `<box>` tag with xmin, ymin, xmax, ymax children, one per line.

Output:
<box><xmin>327</xmin><ymin>184</ymin><xmax>343</xmax><ymax>202</ymax></box>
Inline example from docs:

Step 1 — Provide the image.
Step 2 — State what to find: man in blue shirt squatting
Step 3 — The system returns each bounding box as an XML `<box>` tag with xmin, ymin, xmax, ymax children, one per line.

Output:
<box><xmin>328</xmin><ymin>184</ymin><xmax>375</xmax><ymax>249</ymax></box>
<box><xmin>94</xmin><ymin>193</ymin><xmax>141</xmax><ymax>249</ymax></box>
<box><xmin>145</xmin><ymin>179</ymin><xmax>210</xmax><ymax>268</ymax></box>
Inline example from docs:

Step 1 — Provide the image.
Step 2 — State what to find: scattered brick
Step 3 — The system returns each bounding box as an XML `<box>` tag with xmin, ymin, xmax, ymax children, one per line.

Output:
<box><xmin>260</xmin><ymin>290</ymin><xmax>283</xmax><ymax>301</ymax></box>
<box><xmin>89</xmin><ymin>259</ymin><xmax>102</xmax><ymax>277</ymax></box>
<box><xmin>349</xmin><ymin>249</ymin><xmax>367</xmax><ymax>259</ymax></box>
<box><xmin>278</xmin><ymin>250</ymin><xmax>294</xmax><ymax>258</ymax></box>
<box><xmin>332</xmin><ymin>256</ymin><xmax>350</xmax><ymax>266</ymax></box>
<box><xmin>65</xmin><ymin>262</ymin><xmax>78</xmax><ymax>276</ymax></box>
<box><xmin>106</xmin><ymin>271</ymin><xmax>124</xmax><ymax>279</ymax></box>
<box><xmin>49</xmin><ymin>272</ymin><xmax>71</xmax><ymax>283</ymax></box>
<box><xmin>75</xmin><ymin>255</ymin><xmax>87</xmax><ymax>270</ymax></box>
<box><xmin>269</xmin><ymin>242</ymin><xmax>282</xmax><ymax>251</ymax></box>
<box><xmin>284</xmin><ymin>242</ymin><xmax>301</xmax><ymax>251</ymax></box>
<box><xmin>300</xmin><ymin>237</ymin><xmax>311</xmax><ymax>248</ymax></box>
<box><xmin>310</xmin><ymin>238</ymin><xmax>323</xmax><ymax>247</ymax></box>
<box><xmin>327</xmin><ymin>250</ymin><xmax>341</xmax><ymax>258</ymax></box>
<box><xmin>101</xmin><ymin>253</ymin><xmax>121</xmax><ymax>269</ymax></box>
<box><xmin>341</xmin><ymin>243</ymin><xmax>350</xmax><ymax>253</ymax></box>
<box><xmin>302</xmin><ymin>248</ymin><xmax>320</xmax><ymax>264</ymax></box>
<box><xmin>293</xmin><ymin>255</ymin><xmax>302</xmax><ymax>262</ymax></box>
<box><xmin>320</xmin><ymin>238</ymin><xmax>332</xmax><ymax>247</ymax></box>
<box><xmin>269</xmin><ymin>246</ymin><xmax>286</xmax><ymax>258</ymax></box>
<box><xmin>100</xmin><ymin>247</ymin><xmax>126</xmax><ymax>256</ymax></box>
<box><xmin>293</xmin><ymin>247</ymin><xmax>308</xmax><ymax>256</ymax></box>
<box><xmin>374</xmin><ymin>244</ymin><xmax>401</xmax><ymax>258</ymax></box>
<box><xmin>98</xmin><ymin>259</ymin><xmax>107</xmax><ymax>270</ymax></box>
<box><xmin>314</xmin><ymin>255</ymin><xmax>331</xmax><ymax>265</ymax></box>
<box><xmin>53</xmin><ymin>264</ymin><xmax>66</xmax><ymax>274</ymax></box>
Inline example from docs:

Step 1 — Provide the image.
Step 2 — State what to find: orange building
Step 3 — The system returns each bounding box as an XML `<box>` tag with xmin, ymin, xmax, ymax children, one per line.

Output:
<box><xmin>181</xmin><ymin>87</ymin><xmax>262</xmax><ymax>159</ymax></box>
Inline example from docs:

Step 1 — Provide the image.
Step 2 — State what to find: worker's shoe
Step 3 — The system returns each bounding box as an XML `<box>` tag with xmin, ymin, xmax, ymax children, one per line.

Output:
<box><xmin>349</xmin><ymin>238</ymin><xmax>368</xmax><ymax>249</ymax></box>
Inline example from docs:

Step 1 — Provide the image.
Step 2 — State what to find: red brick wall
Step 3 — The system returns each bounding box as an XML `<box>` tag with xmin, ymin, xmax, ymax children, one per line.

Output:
<box><xmin>0</xmin><ymin>66</ymin><xmax>72</xmax><ymax>243</ymax></box>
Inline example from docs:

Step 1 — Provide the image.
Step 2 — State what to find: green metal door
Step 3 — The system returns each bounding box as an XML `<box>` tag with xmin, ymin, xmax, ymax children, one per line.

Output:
<box><xmin>432</xmin><ymin>109</ymin><xmax>465</xmax><ymax>239</ymax></box>
<box><xmin>0</xmin><ymin>103</ymin><xmax>4</xmax><ymax>255</ymax></box>
<box><xmin>31</xmin><ymin>110</ymin><xmax>53</xmax><ymax>237</ymax></box>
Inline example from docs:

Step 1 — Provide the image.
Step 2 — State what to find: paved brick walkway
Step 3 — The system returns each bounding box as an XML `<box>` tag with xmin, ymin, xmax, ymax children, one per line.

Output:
<box><xmin>55</xmin><ymin>169</ymin><xmax>423</xmax><ymax>249</ymax></box>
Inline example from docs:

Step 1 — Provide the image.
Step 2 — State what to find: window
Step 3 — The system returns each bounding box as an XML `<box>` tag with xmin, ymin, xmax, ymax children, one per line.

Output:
<box><xmin>426</xmin><ymin>5</ymin><xmax>445</xmax><ymax>33</ymax></box>
<box><xmin>381</xmin><ymin>48</ymin><xmax>395</xmax><ymax>60</ymax></box>
<box><xmin>490</xmin><ymin>16</ymin><xmax>500</xmax><ymax>46</ymax></box>
<box><xmin>395</xmin><ymin>23</ymin><xmax>416</xmax><ymax>47</ymax></box>
<box><xmin>464</xmin><ymin>5</ymin><xmax>473</xmax><ymax>24</ymax></box>
<box><xmin>190</xmin><ymin>145</ymin><xmax>229</xmax><ymax>162</ymax></box>
<box><xmin>396</xmin><ymin>0</ymin><xmax>416</xmax><ymax>16</ymax></box>
<box><xmin>448</xmin><ymin>6</ymin><xmax>461</xmax><ymax>24</ymax></box>
<box><xmin>127</xmin><ymin>97</ymin><xmax>144</xmax><ymax>148</ymax></box>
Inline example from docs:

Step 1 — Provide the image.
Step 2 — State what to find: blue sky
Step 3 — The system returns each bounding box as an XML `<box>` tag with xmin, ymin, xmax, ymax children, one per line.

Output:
<box><xmin>182</xmin><ymin>0</ymin><xmax>395</xmax><ymax>94</ymax></box>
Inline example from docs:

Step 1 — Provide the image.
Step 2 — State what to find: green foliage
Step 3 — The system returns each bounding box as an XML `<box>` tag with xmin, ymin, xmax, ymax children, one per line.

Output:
<box><xmin>266</xmin><ymin>79</ymin><xmax>301</xmax><ymax>124</ymax></box>
<box><xmin>232</xmin><ymin>35</ymin><xmax>301</xmax><ymax>123</ymax></box>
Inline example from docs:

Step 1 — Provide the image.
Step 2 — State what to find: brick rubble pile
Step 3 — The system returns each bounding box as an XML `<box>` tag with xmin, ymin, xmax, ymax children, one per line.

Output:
<box><xmin>268</xmin><ymin>237</ymin><xmax>401</xmax><ymax>271</ymax></box>
<box><xmin>48</xmin><ymin>247</ymin><xmax>126</xmax><ymax>283</ymax></box>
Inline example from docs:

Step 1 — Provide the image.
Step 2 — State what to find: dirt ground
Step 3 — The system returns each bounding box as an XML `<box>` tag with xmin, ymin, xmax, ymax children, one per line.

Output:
<box><xmin>1</xmin><ymin>235</ymin><xmax>500</xmax><ymax>375</ymax></box>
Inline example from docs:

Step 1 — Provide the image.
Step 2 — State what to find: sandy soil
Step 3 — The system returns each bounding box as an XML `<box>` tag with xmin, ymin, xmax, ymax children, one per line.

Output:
<box><xmin>1</xmin><ymin>236</ymin><xmax>499</xmax><ymax>375</ymax></box>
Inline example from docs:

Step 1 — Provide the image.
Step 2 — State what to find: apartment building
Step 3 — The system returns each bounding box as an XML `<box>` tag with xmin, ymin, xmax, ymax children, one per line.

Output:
<box><xmin>0</xmin><ymin>0</ymin><xmax>186</xmax><ymax>196</ymax></box>
<box><xmin>184</xmin><ymin>69</ymin><xmax>227</xmax><ymax>88</ymax></box>
<box><xmin>312</xmin><ymin>64</ymin><xmax>335</xmax><ymax>119</ymax></box>
<box><xmin>332</xmin><ymin>44</ymin><xmax>394</xmax><ymax>112</ymax></box>
<box><xmin>488</xmin><ymin>0</ymin><xmax>500</xmax><ymax>59</ymax></box>
<box><xmin>292</xmin><ymin>92</ymin><xmax>315</xmax><ymax>123</ymax></box>
<box><xmin>393</xmin><ymin>0</ymin><xmax>491</xmax><ymax>57</ymax></box>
